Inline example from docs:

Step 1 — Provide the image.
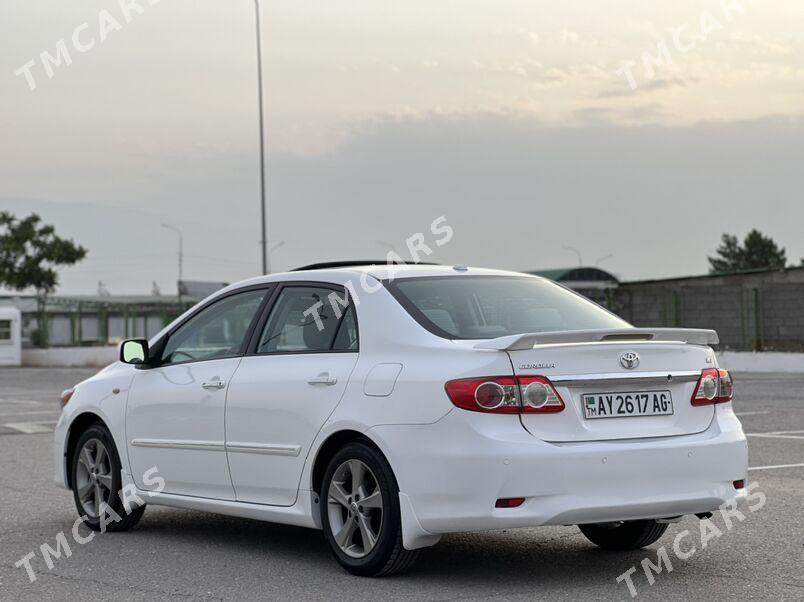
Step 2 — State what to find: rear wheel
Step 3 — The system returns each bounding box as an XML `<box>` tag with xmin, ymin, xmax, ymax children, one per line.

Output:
<box><xmin>320</xmin><ymin>442</ymin><xmax>419</xmax><ymax>576</ymax></box>
<box><xmin>578</xmin><ymin>520</ymin><xmax>668</xmax><ymax>550</ymax></box>
<box><xmin>71</xmin><ymin>424</ymin><xmax>145</xmax><ymax>532</ymax></box>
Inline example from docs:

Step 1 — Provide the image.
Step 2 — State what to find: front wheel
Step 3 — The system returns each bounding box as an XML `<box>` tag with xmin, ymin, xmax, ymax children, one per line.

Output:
<box><xmin>71</xmin><ymin>424</ymin><xmax>145</xmax><ymax>532</ymax></box>
<box><xmin>320</xmin><ymin>442</ymin><xmax>419</xmax><ymax>576</ymax></box>
<box><xmin>578</xmin><ymin>520</ymin><xmax>668</xmax><ymax>550</ymax></box>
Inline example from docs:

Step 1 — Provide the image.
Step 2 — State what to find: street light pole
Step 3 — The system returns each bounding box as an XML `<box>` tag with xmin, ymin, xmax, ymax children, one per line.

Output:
<box><xmin>255</xmin><ymin>0</ymin><xmax>268</xmax><ymax>275</ymax></box>
<box><xmin>266</xmin><ymin>240</ymin><xmax>285</xmax><ymax>274</ymax></box>
<box><xmin>595</xmin><ymin>253</ymin><xmax>614</xmax><ymax>267</ymax></box>
<box><xmin>376</xmin><ymin>240</ymin><xmax>398</xmax><ymax>257</ymax></box>
<box><xmin>561</xmin><ymin>245</ymin><xmax>583</xmax><ymax>267</ymax></box>
<box><xmin>162</xmin><ymin>224</ymin><xmax>183</xmax><ymax>301</ymax></box>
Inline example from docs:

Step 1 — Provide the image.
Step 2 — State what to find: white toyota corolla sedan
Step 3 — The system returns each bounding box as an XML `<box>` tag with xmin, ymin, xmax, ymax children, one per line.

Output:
<box><xmin>54</xmin><ymin>263</ymin><xmax>748</xmax><ymax>576</ymax></box>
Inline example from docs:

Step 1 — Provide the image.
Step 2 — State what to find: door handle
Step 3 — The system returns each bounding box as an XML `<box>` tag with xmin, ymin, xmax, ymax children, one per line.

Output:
<box><xmin>201</xmin><ymin>380</ymin><xmax>226</xmax><ymax>390</ymax></box>
<box><xmin>307</xmin><ymin>373</ymin><xmax>337</xmax><ymax>386</ymax></box>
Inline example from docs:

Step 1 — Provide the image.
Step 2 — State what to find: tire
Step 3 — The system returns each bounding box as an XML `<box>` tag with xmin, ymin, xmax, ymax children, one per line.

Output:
<box><xmin>578</xmin><ymin>520</ymin><xmax>668</xmax><ymax>550</ymax></box>
<box><xmin>320</xmin><ymin>442</ymin><xmax>419</xmax><ymax>576</ymax></box>
<box><xmin>71</xmin><ymin>423</ymin><xmax>145</xmax><ymax>532</ymax></box>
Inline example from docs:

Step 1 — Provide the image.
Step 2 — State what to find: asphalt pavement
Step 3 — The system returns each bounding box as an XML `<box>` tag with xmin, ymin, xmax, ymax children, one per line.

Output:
<box><xmin>0</xmin><ymin>367</ymin><xmax>802</xmax><ymax>600</ymax></box>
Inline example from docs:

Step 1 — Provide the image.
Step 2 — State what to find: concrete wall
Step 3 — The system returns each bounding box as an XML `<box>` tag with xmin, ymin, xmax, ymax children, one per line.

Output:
<box><xmin>612</xmin><ymin>267</ymin><xmax>804</xmax><ymax>351</ymax></box>
<box><xmin>22</xmin><ymin>346</ymin><xmax>118</xmax><ymax>368</ymax></box>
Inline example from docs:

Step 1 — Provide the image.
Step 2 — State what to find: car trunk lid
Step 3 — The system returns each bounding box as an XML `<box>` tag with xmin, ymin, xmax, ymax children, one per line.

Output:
<box><xmin>477</xmin><ymin>329</ymin><xmax>718</xmax><ymax>442</ymax></box>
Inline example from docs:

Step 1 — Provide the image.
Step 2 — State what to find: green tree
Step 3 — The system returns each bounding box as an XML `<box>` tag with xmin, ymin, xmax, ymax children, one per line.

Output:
<box><xmin>708</xmin><ymin>234</ymin><xmax>742</xmax><ymax>273</ymax></box>
<box><xmin>708</xmin><ymin>229</ymin><xmax>787</xmax><ymax>274</ymax></box>
<box><xmin>0</xmin><ymin>212</ymin><xmax>87</xmax><ymax>345</ymax></box>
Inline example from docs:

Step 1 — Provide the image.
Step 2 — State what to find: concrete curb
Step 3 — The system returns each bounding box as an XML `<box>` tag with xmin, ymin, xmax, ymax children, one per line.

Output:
<box><xmin>717</xmin><ymin>351</ymin><xmax>804</xmax><ymax>373</ymax></box>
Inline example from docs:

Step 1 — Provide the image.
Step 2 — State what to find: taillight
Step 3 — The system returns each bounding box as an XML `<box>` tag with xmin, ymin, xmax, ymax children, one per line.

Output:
<box><xmin>445</xmin><ymin>376</ymin><xmax>565</xmax><ymax>414</ymax></box>
<box><xmin>691</xmin><ymin>369</ymin><xmax>733</xmax><ymax>406</ymax></box>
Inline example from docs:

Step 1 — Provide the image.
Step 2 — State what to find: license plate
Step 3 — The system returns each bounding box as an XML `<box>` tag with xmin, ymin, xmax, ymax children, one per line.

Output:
<box><xmin>582</xmin><ymin>390</ymin><xmax>673</xmax><ymax>419</ymax></box>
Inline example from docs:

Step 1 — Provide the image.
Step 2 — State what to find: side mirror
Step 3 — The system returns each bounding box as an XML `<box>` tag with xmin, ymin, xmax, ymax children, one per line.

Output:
<box><xmin>120</xmin><ymin>339</ymin><xmax>149</xmax><ymax>365</ymax></box>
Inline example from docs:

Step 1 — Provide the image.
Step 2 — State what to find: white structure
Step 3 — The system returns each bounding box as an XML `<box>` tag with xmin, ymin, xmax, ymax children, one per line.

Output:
<box><xmin>0</xmin><ymin>306</ymin><xmax>22</xmax><ymax>366</ymax></box>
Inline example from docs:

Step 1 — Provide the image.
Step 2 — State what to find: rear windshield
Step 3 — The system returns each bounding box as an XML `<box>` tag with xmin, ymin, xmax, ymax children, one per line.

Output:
<box><xmin>386</xmin><ymin>276</ymin><xmax>630</xmax><ymax>339</ymax></box>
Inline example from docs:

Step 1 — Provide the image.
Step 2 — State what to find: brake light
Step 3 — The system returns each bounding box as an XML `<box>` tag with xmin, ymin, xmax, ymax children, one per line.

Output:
<box><xmin>691</xmin><ymin>369</ymin><xmax>733</xmax><ymax>406</ymax></box>
<box><xmin>445</xmin><ymin>376</ymin><xmax>565</xmax><ymax>414</ymax></box>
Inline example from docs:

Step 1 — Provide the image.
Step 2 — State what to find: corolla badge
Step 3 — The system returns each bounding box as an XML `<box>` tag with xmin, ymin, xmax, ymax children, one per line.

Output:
<box><xmin>619</xmin><ymin>351</ymin><xmax>640</xmax><ymax>369</ymax></box>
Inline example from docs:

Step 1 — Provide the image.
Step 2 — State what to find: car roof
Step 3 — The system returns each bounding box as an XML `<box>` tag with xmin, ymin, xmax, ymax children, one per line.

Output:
<box><xmin>358</xmin><ymin>264</ymin><xmax>530</xmax><ymax>280</ymax></box>
<box><xmin>221</xmin><ymin>264</ymin><xmax>537</xmax><ymax>293</ymax></box>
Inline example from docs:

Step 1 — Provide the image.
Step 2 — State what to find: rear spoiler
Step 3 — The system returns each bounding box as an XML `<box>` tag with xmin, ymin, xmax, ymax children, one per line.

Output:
<box><xmin>473</xmin><ymin>328</ymin><xmax>719</xmax><ymax>351</ymax></box>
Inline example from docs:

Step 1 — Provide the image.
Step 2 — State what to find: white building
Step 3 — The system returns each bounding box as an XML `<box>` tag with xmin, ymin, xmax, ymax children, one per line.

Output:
<box><xmin>0</xmin><ymin>306</ymin><xmax>22</xmax><ymax>366</ymax></box>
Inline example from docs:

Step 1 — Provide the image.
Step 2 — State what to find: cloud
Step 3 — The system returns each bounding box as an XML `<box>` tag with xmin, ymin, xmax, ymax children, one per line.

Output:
<box><xmin>723</xmin><ymin>32</ymin><xmax>797</xmax><ymax>56</ymax></box>
<box><xmin>595</xmin><ymin>77</ymin><xmax>699</xmax><ymax>99</ymax></box>
<box><xmin>574</xmin><ymin>102</ymin><xmax>669</xmax><ymax>123</ymax></box>
<box><xmin>9</xmin><ymin>113</ymin><xmax>804</xmax><ymax>294</ymax></box>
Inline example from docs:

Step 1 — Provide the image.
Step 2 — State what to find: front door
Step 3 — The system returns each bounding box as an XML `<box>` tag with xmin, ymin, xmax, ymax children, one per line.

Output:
<box><xmin>126</xmin><ymin>288</ymin><xmax>269</xmax><ymax>499</ymax></box>
<box><xmin>226</xmin><ymin>285</ymin><xmax>359</xmax><ymax>506</ymax></box>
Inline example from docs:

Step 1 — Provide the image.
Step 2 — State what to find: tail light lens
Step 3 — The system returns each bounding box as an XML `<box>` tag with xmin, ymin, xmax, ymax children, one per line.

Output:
<box><xmin>445</xmin><ymin>376</ymin><xmax>565</xmax><ymax>414</ymax></box>
<box><xmin>691</xmin><ymin>369</ymin><xmax>733</xmax><ymax>406</ymax></box>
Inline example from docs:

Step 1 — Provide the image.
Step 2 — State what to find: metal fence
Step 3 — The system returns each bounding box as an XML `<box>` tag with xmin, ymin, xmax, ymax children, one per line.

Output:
<box><xmin>5</xmin><ymin>296</ymin><xmax>192</xmax><ymax>348</ymax></box>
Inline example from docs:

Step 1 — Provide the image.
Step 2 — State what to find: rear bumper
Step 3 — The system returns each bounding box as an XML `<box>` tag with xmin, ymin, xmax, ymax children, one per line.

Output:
<box><xmin>370</xmin><ymin>404</ymin><xmax>748</xmax><ymax>538</ymax></box>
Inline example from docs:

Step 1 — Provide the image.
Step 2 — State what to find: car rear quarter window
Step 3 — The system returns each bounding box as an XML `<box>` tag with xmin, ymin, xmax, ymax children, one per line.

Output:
<box><xmin>386</xmin><ymin>275</ymin><xmax>629</xmax><ymax>340</ymax></box>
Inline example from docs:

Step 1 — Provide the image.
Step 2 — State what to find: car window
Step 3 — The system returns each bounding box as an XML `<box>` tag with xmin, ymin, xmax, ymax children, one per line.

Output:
<box><xmin>256</xmin><ymin>286</ymin><xmax>358</xmax><ymax>353</ymax></box>
<box><xmin>162</xmin><ymin>289</ymin><xmax>267</xmax><ymax>364</ymax></box>
<box><xmin>332</xmin><ymin>305</ymin><xmax>358</xmax><ymax>351</ymax></box>
<box><xmin>386</xmin><ymin>276</ymin><xmax>629</xmax><ymax>339</ymax></box>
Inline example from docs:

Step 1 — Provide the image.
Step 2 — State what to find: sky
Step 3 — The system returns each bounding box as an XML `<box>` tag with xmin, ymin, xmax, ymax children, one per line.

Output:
<box><xmin>1</xmin><ymin>0</ymin><xmax>803</xmax><ymax>294</ymax></box>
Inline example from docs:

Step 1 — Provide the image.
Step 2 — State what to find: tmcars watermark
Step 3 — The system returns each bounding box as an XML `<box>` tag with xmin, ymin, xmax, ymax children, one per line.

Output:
<box><xmin>615</xmin><ymin>481</ymin><xmax>766</xmax><ymax>597</ymax></box>
<box><xmin>614</xmin><ymin>0</ymin><xmax>753</xmax><ymax>91</ymax></box>
<box><xmin>14</xmin><ymin>0</ymin><xmax>163</xmax><ymax>92</ymax></box>
<box><xmin>14</xmin><ymin>467</ymin><xmax>165</xmax><ymax>584</ymax></box>
<box><xmin>303</xmin><ymin>214</ymin><xmax>454</xmax><ymax>331</ymax></box>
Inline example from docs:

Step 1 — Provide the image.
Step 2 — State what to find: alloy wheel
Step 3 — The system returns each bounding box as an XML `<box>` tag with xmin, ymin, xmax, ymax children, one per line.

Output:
<box><xmin>75</xmin><ymin>438</ymin><xmax>113</xmax><ymax>518</ymax></box>
<box><xmin>327</xmin><ymin>459</ymin><xmax>384</xmax><ymax>558</ymax></box>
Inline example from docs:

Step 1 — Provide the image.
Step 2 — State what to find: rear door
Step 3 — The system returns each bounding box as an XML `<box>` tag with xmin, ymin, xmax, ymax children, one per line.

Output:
<box><xmin>509</xmin><ymin>342</ymin><xmax>715</xmax><ymax>442</ymax></box>
<box><xmin>225</xmin><ymin>284</ymin><xmax>359</xmax><ymax>506</ymax></box>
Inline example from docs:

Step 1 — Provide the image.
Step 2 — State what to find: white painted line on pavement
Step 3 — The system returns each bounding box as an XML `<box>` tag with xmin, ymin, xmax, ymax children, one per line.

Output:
<box><xmin>2</xmin><ymin>422</ymin><xmax>56</xmax><ymax>434</ymax></box>
<box><xmin>0</xmin><ymin>410</ymin><xmax>59</xmax><ymax>417</ymax></box>
<box><xmin>0</xmin><ymin>399</ymin><xmax>45</xmax><ymax>406</ymax></box>
<box><xmin>735</xmin><ymin>411</ymin><xmax>770</xmax><ymax>416</ymax></box>
<box><xmin>746</xmin><ymin>429</ymin><xmax>804</xmax><ymax>441</ymax></box>
<box><xmin>748</xmin><ymin>462</ymin><xmax>804</xmax><ymax>471</ymax></box>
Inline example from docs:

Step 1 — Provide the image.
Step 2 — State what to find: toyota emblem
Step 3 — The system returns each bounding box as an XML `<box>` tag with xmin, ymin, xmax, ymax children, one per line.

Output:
<box><xmin>619</xmin><ymin>351</ymin><xmax>640</xmax><ymax>369</ymax></box>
